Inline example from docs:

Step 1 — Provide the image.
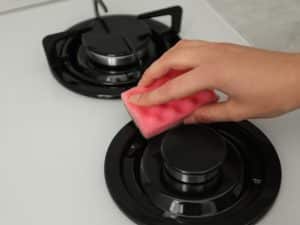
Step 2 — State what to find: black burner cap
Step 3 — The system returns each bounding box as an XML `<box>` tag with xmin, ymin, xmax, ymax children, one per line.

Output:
<box><xmin>161</xmin><ymin>125</ymin><xmax>227</xmax><ymax>184</ymax></box>
<box><xmin>105</xmin><ymin>121</ymin><xmax>281</xmax><ymax>225</ymax></box>
<box><xmin>82</xmin><ymin>16</ymin><xmax>151</xmax><ymax>59</ymax></box>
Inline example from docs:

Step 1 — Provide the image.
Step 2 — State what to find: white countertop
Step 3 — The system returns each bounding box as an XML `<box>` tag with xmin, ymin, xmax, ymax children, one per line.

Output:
<box><xmin>0</xmin><ymin>0</ymin><xmax>299</xmax><ymax>224</ymax></box>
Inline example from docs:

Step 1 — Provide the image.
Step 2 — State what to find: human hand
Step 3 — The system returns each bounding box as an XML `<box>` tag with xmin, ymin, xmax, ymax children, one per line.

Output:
<box><xmin>130</xmin><ymin>40</ymin><xmax>300</xmax><ymax>123</ymax></box>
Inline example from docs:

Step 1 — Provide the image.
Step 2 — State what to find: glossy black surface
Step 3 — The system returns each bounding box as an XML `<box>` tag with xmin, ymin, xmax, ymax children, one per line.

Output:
<box><xmin>161</xmin><ymin>125</ymin><xmax>227</xmax><ymax>184</ymax></box>
<box><xmin>82</xmin><ymin>16</ymin><xmax>151</xmax><ymax>66</ymax></box>
<box><xmin>43</xmin><ymin>6</ymin><xmax>182</xmax><ymax>98</ymax></box>
<box><xmin>105</xmin><ymin>121</ymin><xmax>281</xmax><ymax>225</ymax></box>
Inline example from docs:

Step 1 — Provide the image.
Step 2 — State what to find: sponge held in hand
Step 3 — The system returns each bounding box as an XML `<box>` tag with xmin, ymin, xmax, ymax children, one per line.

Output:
<box><xmin>121</xmin><ymin>71</ymin><xmax>217</xmax><ymax>138</ymax></box>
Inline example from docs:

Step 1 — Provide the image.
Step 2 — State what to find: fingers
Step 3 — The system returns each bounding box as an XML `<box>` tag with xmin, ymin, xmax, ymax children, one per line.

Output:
<box><xmin>130</xmin><ymin>67</ymin><xmax>218</xmax><ymax>106</ymax></box>
<box><xmin>138</xmin><ymin>40</ymin><xmax>211</xmax><ymax>87</ymax></box>
<box><xmin>184</xmin><ymin>101</ymin><xmax>243</xmax><ymax>123</ymax></box>
<box><xmin>138</xmin><ymin>49</ymin><xmax>197</xmax><ymax>87</ymax></box>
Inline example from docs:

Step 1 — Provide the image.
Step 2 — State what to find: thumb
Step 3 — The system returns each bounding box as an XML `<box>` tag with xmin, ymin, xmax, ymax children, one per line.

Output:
<box><xmin>184</xmin><ymin>102</ymin><xmax>241</xmax><ymax>124</ymax></box>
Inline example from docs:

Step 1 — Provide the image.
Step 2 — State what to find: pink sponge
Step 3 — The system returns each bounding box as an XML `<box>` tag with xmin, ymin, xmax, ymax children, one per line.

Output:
<box><xmin>121</xmin><ymin>71</ymin><xmax>217</xmax><ymax>138</ymax></box>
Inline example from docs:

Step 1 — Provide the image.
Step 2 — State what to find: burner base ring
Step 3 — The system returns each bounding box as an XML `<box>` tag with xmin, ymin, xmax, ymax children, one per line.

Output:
<box><xmin>105</xmin><ymin>121</ymin><xmax>281</xmax><ymax>225</ymax></box>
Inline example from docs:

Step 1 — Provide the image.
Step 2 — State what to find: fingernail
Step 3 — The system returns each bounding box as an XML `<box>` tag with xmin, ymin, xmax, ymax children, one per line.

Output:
<box><xmin>129</xmin><ymin>94</ymin><xmax>142</xmax><ymax>104</ymax></box>
<box><xmin>184</xmin><ymin>117</ymin><xmax>195</xmax><ymax>124</ymax></box>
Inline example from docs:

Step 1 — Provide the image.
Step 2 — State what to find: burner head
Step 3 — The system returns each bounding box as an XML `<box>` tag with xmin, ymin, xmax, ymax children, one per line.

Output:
<box><xmin>161</xmin><ymin>126</ymin><xmax>227</xmax><ymax>184</ymax></box>
<box><xmin>105</xmin><ymin>121</ymin><xmax>281</xmax><ymax>225</ymax></box>
<box><xmin>82</xmin><ymin>16</ymin><xmax>151</xmax><ymax>67</ymax></box>
<box><xmin>43</xmin><ymin>6</ymin><xmax>182</xmax><ymax>99</ymax></box>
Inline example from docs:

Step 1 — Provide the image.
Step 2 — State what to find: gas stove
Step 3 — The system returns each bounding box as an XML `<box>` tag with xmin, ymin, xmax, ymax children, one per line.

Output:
<box><xmin>43</xmin><ymin>0</ymin><xmax>182</xmax><ymax>98</ymax></box>
<box><xmin>2</xmin><ymin>1</ymin><xmax>296</xmax><ymax>225</ymax></box>
<box><xmin>43</xmin><ymin>1</ymin><xmax>281</xmax><ymax>225</ymax></box>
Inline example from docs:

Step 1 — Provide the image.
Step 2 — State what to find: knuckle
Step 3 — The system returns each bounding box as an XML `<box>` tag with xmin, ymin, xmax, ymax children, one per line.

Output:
<box><xmin>218</xmin><ymin>103</ymin><xmax>236</xmax><ymax>122</ymax></box>
<box><xmin>231</xmin><ymin>115</ymin><xmax>243</xmax><ymax>122</ymax></box>
<box><xmin>229</xmin><ymin>109</ymin><xmax>245</xmax><ymax>122</ymax></box>
<box><xmin>207</xmin><ymin>42</ymin><xmax>229</xmax><ymax>53</ymax></box>
<box><xmin>160</xmin><ymin>51</ymin><xmax>181</xmax><ymax>66</ymax></box>
<box><xmin>156</xmin><ymin>55</ymin><xmax>171</xmax><ymax>68</ymax></box>
<box><xmin>161</xmin><ymin>82</ymin><xmax>176</xmax><ymax>97</ymax></box>
<box><xmin>176</xmin><ymin>39</ymin><xmax>189</xmax><ymax>48</ymax></box>
<box><xmin>160</xmin><ymin>50</ymin><xmax>173</xmax><ymax>61</ymax></box>
<box><xmin>213</xmin><ymin>42</ymin><xmax>228</xmax><ymax>48</ymax></box>
<box><xmin>197</xmin><ymin>115</ymin><xmax>212</xmax><ymax>123</ymax></box>
<box><xmin>194</xmin><ymin>111</ymin><xmax>214</xmax><ymax>123</ymax></box>
<box><xmin>193</xmin><ymin>67</ymin><xmax>217</xmax><ymax>88</ymax></box>
<box><xmin>159</xmin><ymin>53</ymin><xmax>169</xmax><ymax>62</ymax></box>
<box><xmin>148</xmin><ymin>93</ymin><xmax>160</xmax><ymax>104</ymax></box>
<box><xmin>135</xmin><ymin>94</ymin><xmax>146</xmax><ymax>105</ymax></box>
<box><xmin>178</xmin><ymin>39</ymin><xmax>188</xmax><ymax>47</ymax></box>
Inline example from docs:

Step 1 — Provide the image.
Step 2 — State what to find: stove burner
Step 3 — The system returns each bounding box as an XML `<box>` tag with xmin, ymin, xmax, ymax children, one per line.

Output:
<box><xmin>82</xmin><ymin>16</ymin><xmax>151</xmax><ymax>67</ymax></box>
<box><xmin>161</xmin><ymin>126</ymin><xmax>227</xmax><ymax>184</ymax></box>
<box><xmin>105</xmin><ymin>122</ymin><xmax>281</xmax><ymax>225</ymax></box>
<box><xmin>43</xmin><ymin>2</ymin><xmax>182</xmax><ymax>98</ymax></box>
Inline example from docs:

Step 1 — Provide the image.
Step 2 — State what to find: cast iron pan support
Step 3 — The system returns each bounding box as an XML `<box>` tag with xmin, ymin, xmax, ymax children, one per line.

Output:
<box><xmin>94</xmin><ymin>0</ymin><xmax>108</xmax><ymax>17</ymax></box>
<box><xmin>93</xmin><ymin>0</ymin><xmax>110</xmax><ymax>33</ymax></box>
<box><xmin>138</xmin><ymin>6</ymin><xmax>183</xmax><ymax>34</ymax></box>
